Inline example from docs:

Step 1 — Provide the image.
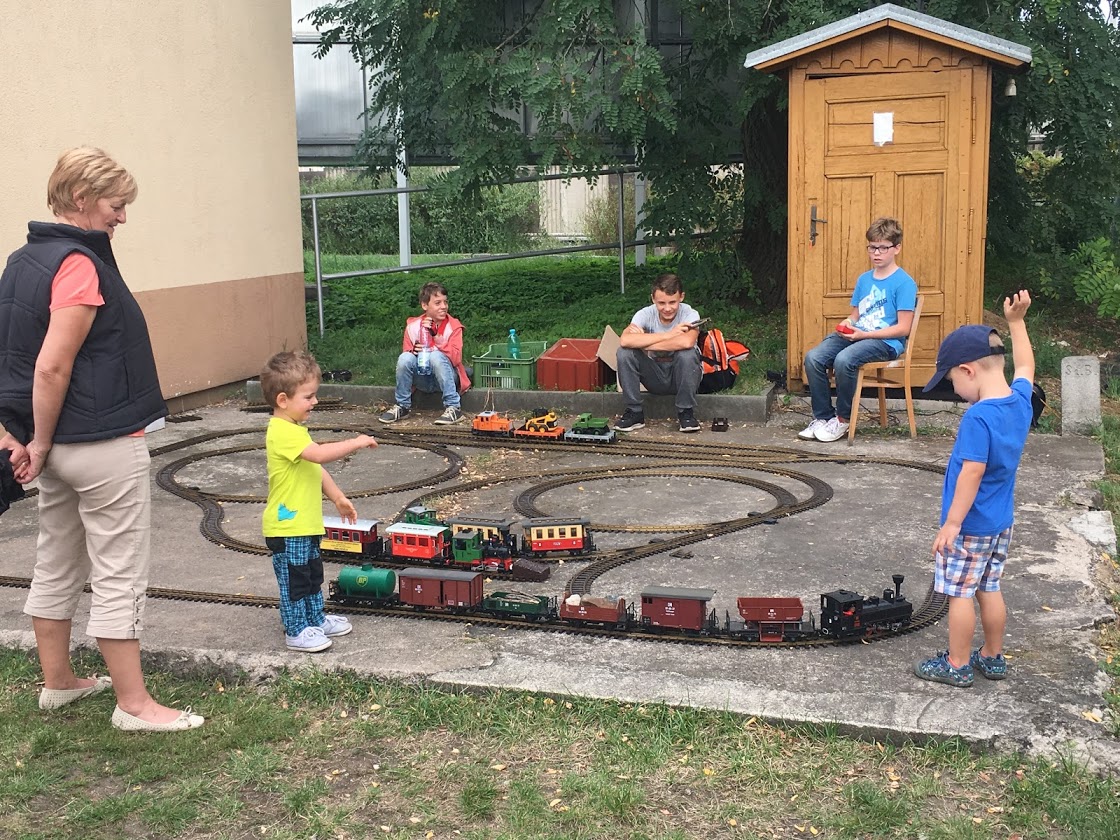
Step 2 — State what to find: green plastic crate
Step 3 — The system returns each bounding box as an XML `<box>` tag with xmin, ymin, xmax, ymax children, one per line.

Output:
<box><xmin>471</xmin><ymin>341</ymin><xmax>547</xmax><ymax>390</ymax></box>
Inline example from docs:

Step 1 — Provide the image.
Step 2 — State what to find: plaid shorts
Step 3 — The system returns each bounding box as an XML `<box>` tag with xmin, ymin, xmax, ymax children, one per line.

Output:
<box><xmin>934</xmin><ymin>527</ymin><xmax>1013</xmax><ymax>598</ymax></box>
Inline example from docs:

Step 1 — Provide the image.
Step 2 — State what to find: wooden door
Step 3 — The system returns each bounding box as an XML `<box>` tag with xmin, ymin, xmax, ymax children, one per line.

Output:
<box><xmin>788</xmin><ymin>69</ymin><xmax>974</xmax><ymax>389</ymax></box>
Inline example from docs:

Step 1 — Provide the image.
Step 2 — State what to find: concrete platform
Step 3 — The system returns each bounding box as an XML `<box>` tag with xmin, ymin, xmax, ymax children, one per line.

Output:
<box><xmin>1</xmin><ymin>401</ymin><xmax>1117</xmax><ymax>771</ymax></box>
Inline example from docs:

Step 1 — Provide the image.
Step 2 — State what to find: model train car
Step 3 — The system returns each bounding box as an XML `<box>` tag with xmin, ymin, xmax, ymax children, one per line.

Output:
<box><xmin>471</xmin><ymin>410</ymin><xmax>617</xmax><ymax>444</ymax></box>
<box><xmin>564</xmin><ymin>412</ymin><xmax>618</xmax><ymax>444</ymax></box>
<box><xmin>329</xmin><ymin>566</ymin><xmax>913</xmax><ymax>644</ymax></box>
<box><xmin>321</xmin><ymin>510</ymin><xmax>595</xmax><ymax>567</ymax></box>
<box><xmin>320</xmin><ymin>514</ymin><xmax>551</xmax><ymax>581</ymax></box>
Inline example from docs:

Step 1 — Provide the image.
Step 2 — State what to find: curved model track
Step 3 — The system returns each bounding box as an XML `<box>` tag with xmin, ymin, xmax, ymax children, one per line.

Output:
<box><xmin>147</xmin><ymin>424</ymin><xmax>948</xmax><ymax>646</ymax></box>
<box><xmin>2</xmin><ymin>422</ymin><xmax>949</xmax><ymax>647</ymax></box>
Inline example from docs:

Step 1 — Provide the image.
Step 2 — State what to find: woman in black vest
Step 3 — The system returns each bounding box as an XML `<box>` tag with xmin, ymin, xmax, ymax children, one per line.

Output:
<box><xmin>0</xmin><ymin>148</ymin><xmax>204</xmax><ymax>732</ymax></box>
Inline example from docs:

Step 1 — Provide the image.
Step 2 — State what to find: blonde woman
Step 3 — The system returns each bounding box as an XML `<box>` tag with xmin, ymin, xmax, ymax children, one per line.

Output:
<box><xmin>0</xmin><ymin>147</ymin><xmax>203</xmax><ymax>732</ymax></box>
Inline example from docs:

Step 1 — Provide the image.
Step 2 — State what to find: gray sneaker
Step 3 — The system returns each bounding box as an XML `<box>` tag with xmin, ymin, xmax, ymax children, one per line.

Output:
<box><xmin>286</xmin><ymin>626</ymin><xmax>332</xmax><ymax>652</ymax></box>
<box><xmin>319</xmin><ymin>615</ymin><xmax>353</xmax><ymax>638</ymax></box>
<box><xmin>379</xmin><ymin>405</ymin><xmax>410</xmax><ymax>424</ymax></box>
<box><xmin>434</xmin><ymin>406</ymin><xmax>464</xmax><ymax>425</ymax></box>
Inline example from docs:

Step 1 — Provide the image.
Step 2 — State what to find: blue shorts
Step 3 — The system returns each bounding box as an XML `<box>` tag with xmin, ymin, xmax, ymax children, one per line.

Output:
<box><xmin>934</xmin><ymin>528</ymin><xmax>1012</xmax><ymax>598</ymax></box>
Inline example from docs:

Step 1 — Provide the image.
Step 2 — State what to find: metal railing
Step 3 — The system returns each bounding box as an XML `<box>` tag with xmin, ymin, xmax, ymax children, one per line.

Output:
<box><xmin>301</xmin><ymin>166</ymin><xmax>649</xmax><ymax>337</ymax></box>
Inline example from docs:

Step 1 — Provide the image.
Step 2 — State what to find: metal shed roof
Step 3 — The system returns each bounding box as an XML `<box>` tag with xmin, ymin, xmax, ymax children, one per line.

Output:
<box><xmin>743</xmin><ymin>2</ymin><xmax>1031</xmax><ymax>71</ymax></box>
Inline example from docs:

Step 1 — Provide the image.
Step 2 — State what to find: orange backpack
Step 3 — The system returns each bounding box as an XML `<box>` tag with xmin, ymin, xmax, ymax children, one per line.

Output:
<box><xmin>698</xmin><ymin>329</ymin><xmax>750</xmax><ymax>394</ymax></box>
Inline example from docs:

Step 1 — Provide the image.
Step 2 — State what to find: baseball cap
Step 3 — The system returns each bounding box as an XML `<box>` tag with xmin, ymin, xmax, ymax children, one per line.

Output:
<box><xmin>922</xmin><ymin>324</ymin><xmax>1005</xmax><ymax>392</ymax></box>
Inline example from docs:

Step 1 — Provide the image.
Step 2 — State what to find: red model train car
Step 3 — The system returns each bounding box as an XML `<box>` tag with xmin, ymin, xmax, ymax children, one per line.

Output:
<box><xmin>321</xmin><ymin>516</ymin><xmax>381</xmax><ymax>557</ymax></box>
<box><xmin>559</xmin><ymin>593</ymin><xmax>631</xmax><ymax>629</ymax></box>
<box><xmin>397</xmin><ymin>567</ymin><xmax>483</xmax><ymax>612</ymax></box>
<box><xmin>521</xmin><ymin>516</ymin><xmax>594</xmax><ymax>556</ymax></box>
<box><xmin>639</xmin><ymin>585</ymin><xmax>717</xmax><ymax>633</ymax></box>
<box><xmin>735</xmin><ymin>597</ymin><xmax>805</xmax><ymax>643</ymax></box>
<box><xmin>384</xmin><ymin>522</ymin><xmax>452</xmax><ymax>563</ymax></box>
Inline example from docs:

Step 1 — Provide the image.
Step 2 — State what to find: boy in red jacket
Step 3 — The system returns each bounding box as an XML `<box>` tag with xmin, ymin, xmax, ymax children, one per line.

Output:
<box><xmin>379</xmin><ymin>282</ymin><xmax>471</xmax><ymax>425</ymax></box>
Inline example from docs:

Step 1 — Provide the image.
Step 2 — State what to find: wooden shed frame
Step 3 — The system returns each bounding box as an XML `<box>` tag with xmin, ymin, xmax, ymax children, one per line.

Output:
<box><xmin>744</xmin><ymin>3</ymin><xmax>1030</xmax><ymax>392</ymax></box>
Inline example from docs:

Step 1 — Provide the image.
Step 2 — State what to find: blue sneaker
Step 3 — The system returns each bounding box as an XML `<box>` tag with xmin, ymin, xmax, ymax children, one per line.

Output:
<box><xmin>914</xmin><ymin>651</ymin><xmax>974</xmax><ymax>687</ymax></box>
<box><xmin>970</xmin><ymin>649</ymin><xmax>1008</xmax><ymax>680</ymax></box>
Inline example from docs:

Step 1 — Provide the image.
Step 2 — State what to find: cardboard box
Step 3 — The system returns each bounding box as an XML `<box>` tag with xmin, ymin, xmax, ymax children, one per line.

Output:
<box><xmin>537</xmin><ymin>338</ymin><xmax>609</xmax><ymax>391</ymax></box>
<box><xmin>596</xmin><ymin>325</ymin><xmax>644</xmax><ymax>391</ymax></box>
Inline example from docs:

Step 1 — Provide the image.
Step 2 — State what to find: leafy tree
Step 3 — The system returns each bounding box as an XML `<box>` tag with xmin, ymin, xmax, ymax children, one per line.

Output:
<box><xmin>308</xmin><ymin>0</ymin><xmax>1120</xmax><ymax>310</ymax></box>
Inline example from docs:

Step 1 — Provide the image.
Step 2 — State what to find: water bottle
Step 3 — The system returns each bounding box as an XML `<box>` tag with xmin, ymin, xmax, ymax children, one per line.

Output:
<box><xmin>507</xmin><ymin>328</ymin><xmax>521</xmax><ymax>360</ymax></box>
<box><xmin>417</xmin><ymin>321</ymin><xmax>433</xmax><ymax>376</ymax></box>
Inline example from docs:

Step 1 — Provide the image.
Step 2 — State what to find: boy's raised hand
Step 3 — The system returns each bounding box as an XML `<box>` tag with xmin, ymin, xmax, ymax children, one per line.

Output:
<box><xmin>334</xmin><ymin>494</ymin><xmax>358</xmax><ymax>524</ymax></box>
<box><xmin>354</xmin><ymin>434</ymin><xmax>378</xmax><ymax>450</ymax></box>
<box><xmin>1003</xmin><ymin>289</ymin><xmax>1032</xmax><ymax>321</ymax></box>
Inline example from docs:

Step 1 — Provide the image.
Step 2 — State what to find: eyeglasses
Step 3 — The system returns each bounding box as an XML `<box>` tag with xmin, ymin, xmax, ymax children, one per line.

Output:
<box><xmin>866</xmin><ymin>244</ymin><xmax>896</xmax><ymax>254</ymax></box>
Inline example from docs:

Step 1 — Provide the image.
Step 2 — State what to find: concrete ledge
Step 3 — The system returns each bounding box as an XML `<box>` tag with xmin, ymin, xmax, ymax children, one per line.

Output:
<box><xmin>246</xmin><ymin>380</ymin><xmax>778</xmax><ymax>423</ymax></box>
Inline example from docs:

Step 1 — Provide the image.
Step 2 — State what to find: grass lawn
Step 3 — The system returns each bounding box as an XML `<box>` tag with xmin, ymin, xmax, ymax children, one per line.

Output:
<box><xmin>305</xmin><ymin>253</ymin><xmax>784</xmax><ymax>395</ymax></box>
<box><xmin>2</xmin><ymin>647</ymin><xmax>1119</xmax><ymax>840</ymax></box>
<box><xmin>4</xmin><ymin>256</ymin><xmax>1117</xmax><ymax>839</ymax></box>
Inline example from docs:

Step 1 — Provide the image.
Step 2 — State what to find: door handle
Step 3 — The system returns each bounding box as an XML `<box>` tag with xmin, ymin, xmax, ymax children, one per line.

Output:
<box><xmin>810</xmin><ymin>205</ymin><xmax>827</xmax><ymax>245</ymax></box>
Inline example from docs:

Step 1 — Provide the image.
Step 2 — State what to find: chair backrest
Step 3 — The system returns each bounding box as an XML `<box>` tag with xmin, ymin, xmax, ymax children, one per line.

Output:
<box><xmin>888</xmin><ymin>293</ymin><xmax>924</xmax><ymax>369</ymax></box>
<box><xmin>904</xmin><ymin>294</ymin><xmax>924</xmax><ymax>359</ymax></box>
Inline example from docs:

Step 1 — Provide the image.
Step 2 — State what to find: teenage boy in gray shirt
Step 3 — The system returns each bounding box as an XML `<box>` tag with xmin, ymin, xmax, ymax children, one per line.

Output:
<box><xmin>614</xmin><ymin>273</ymin><xmax>703</xmax><ymax>434</ymax></box>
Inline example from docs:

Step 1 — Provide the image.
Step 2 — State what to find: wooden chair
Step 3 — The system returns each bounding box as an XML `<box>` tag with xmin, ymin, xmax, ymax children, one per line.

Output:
<box><xmin>846</xmin><ymin>294</ymin><xmax>924</xmax><ymax>445</ymax></box>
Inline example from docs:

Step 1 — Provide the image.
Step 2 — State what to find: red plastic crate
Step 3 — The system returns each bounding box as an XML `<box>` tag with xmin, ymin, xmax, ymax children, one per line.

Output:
<box><xmin>536</xmin><ymin>339</ymin><xmax>609</xmax><ymax>391</ymax></box>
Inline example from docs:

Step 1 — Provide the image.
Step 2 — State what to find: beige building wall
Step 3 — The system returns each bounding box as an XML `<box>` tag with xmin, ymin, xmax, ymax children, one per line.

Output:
<box><xmin>0</xmin><ymin>1</ymin><xmax>305</xmax><ymax>406</ymax></box>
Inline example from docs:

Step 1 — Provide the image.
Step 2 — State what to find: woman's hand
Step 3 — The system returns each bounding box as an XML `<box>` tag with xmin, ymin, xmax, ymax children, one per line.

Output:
<box><xmin>14</xmin><ymin>438</ymin><xmax>51</xmax><ymax>484</ymax></box>
<box><xmin>1</xmin><ymin>434</ymin><xmax>28</xmax><ymax>475</ymax></box>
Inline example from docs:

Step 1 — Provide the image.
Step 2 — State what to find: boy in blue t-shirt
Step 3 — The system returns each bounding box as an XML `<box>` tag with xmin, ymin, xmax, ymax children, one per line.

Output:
<box><xmin>800</xmin><ymin>217</ymin><xmax>919</xmax><ymax>443</ymax></box>
<box><xmin>914</xmin><ymin>291</ymin><xmax>1035</xmax><ymax>687</ymax></box>
<box><xmin>260</xmin><ymin>350</ymin><xmax>377</xmax><ymax>652</ymax></box>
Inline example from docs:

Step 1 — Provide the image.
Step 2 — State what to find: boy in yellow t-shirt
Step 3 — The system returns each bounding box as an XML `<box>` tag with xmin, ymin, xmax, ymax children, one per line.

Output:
<box><xmin>260</xmin><ymin>350</ymin><xmax>377</xmax><ymax>652</ymax></box>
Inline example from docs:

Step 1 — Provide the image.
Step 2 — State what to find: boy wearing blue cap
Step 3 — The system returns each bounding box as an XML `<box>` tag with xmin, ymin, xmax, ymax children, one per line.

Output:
<box><xmin>914</xmin><ymin>291</ymin><xmax>1035</xmax><ymax>687</ymax></box>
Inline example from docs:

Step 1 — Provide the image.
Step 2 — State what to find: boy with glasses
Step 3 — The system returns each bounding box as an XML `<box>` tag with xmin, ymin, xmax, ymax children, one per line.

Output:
<box><xmin>798</xmin><ymin>217</ymin><xmax>918</xmax><ymax>442</ymax></box>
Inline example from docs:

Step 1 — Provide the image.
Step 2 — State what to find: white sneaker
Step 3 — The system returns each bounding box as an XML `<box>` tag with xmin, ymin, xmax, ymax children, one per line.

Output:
<box><xmin>286</xmin><ymin>626</ymin><xmax>332</xmax><ymax>652</ymax></box>
<box><xmin>319</xmin><ymin>615</ymin><xmax>352</xmax><ymax>638</ymax></box>
<box><xmin>798</xmin><ymin>418</ymin><xmax>828</xmax><ymax>440</ymax></box>
<box><xmin>814</xmin><ymin>417</ymin><xmax>850</xmax><ymax>442</ymax></box>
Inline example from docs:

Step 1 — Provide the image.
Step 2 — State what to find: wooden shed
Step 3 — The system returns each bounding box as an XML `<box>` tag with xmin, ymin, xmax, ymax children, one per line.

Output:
<box><xmin>744</xmin><ymin>3</ymin><xmax>1031</xmax><ymax>391</ymax></box>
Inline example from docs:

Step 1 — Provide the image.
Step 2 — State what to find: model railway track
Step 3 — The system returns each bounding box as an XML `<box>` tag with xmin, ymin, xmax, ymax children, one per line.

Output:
<box><xmin>0</xmin><ymin>574</ymin><xmax>946</xmax><ymax>648</ymax></box>
<box><xmin>0</xmin><ymin>421</ymin><xmax>951</xmax><ymax>645</ymax></box>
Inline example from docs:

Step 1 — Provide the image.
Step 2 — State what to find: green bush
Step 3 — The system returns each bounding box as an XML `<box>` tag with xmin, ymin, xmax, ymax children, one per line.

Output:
<box><xmin>1072</xmin><ymin>238</ymin><xmax>1120</xmax><ymax>320</ymax></box>
<box><xmin>300</xmin><ymin>168</ymin><xmax>540</xmax><ymax>255</ymax></box>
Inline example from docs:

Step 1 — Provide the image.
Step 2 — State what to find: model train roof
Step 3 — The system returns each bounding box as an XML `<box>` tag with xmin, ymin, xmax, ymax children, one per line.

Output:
<box><xmin>384</xmin><ymin>522</ymin><xmax>450</xmax><ymax>536</ymax></box>
<box><xmin>641</xmin><ymin>585</ymin><xmax>716</xmax><ymax>602</ymax></box>
<box><xmin>521</xmin><ymin>516</ymin><xmax>592</xmax><ymax>527</ymax></box>
<box><xmin>398</xmin><ymin>567</ymin><xmax>481</xmax><ymax>582</ymax></box>
<box><xmin>444</xmin><ymin>515</ymin><xmax>516</xmax><ymax>529</ymax></box>
<box><xmin>323</xmin><ymin>516</ymin><xmax>380</xmax><ymax>532</ymax></box>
